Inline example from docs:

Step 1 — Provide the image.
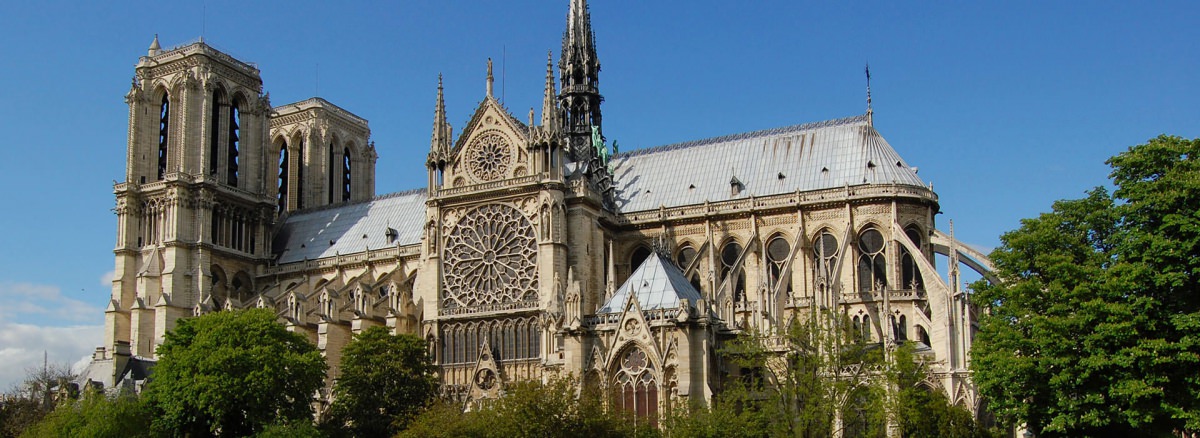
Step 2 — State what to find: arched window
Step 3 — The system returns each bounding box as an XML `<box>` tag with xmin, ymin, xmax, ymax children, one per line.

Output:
<box><xmin>209</xmin><ymin>88</ymin><xmax>224</xmax><ymax>176</ymax></box>
<box><xmin>504</xmin><ymin>323</ymin><xmax>516</xmax><ymax>360</ymax></box>
<box><xmin>613</xmin><ymin>347</ymin><xmax>658</xmax><ymax>423</ymax></box>
<box><xmin>721</xmin><ymin>241</ymin><xmax>746</xmax><ymax>302</ymax></box>
<box><xmin>630</xmin><ymin>246</ymin><xmax>652</xmax><ymax>271</ymax></box>
<box><xmin>516</xmin><ymin>320</ymin><xmax>527</xmax><ymax>359</ymax></box>
<box><xmin>297</xmin><ymin>140</ymin><xmax>306</xmax><ymax>209</ymax></box>
<box><xmin>327</xmin><ymin>143</ymin><xmax>336</xmax><ymax>204</ymax></box>
<box><xmin>857</xmin><ymin>228</ymin><xmax>887</xmax><ymax>293</ymax></box>
<box><xmin>813</xmin><ymin>230</ymin><xmax>839</xmax><ymax>288</ymax></box>
<box><xmin>342</xmin><ymin>147</ymin><xmax>352</xmax><ymax>202</ymax></box>
<box><xmin>466</xmin><ymin>325</ymin><xmax>478</xmax><ymax>363</ymax></box>
<box><xmin>766</xmin><ymin>235</ymin><xmax>792</xmax><ymax>294</ymax></box>
<box><xmin>226</xmin><ymin>98</ymin><xmax>241</xmax><ymax>187</ymax></box>
<box><xmin>917</xmin><ymin>325</ymin><xmax>931</xmax><ymax>346</ymax></box>
<box><xmin>157</xmin><ymin>93</ymin><xmax>170</xmax><ymax>180</ymax></box>
<box><xmin>862</xmin><ymin>314</ymin><xmax>872</xmax><ymax>341</ymax></box>
<box><xmin>277</xmin><ymin>143</ymin><xmax>289</xmax><ymax>212</ymax></box>
<box><xmin>852</xmin><ymin>315</ymin><xmax>862</xmax><ymax>341</ymax></box>
<box><xmin>675</xmin><ymin>244</ymin><xmax>702</xmax><ymax>292</ymax></box>
<box><xmin>898</xmin><ymin>314</ymin><xmax>908</xmax><ymax>341</ymax></box>
<box><xmin>210</xmin><ymin>265</ymin><xmax>228</xmax><ymax>310</ymax></box>
<box><xmin>901</xmin><ymin>226</ymin><xmax>924</xmax><ymax>290</ymax></box>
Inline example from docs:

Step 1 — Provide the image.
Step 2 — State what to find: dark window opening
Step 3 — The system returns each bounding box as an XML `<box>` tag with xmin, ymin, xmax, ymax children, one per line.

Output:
<box><xmin>767</xmin><ymin>236</ymin><xmax>792</xmax><ymax>294</ymax></box>
<box><xmin>209</xmin><ymin>89</ymin><xmax>223</xmax><ymax>176</ymax></box>
<box><xmin>901</xmin><ymin>226</ymin><xmax>924</xmax><ymax>290</ymax></box>
<box><xmin>277</xmin><ymin>144</ymin><xmax>289</xmax><ymax>212</ymax></box>
<box><xmin>226</xmin><ymin>100</ymin><xmax>240</xmax><ymax>187</ymax></box>
<box><xmin>857</xmin><ymin>228</ymin><xmax>887</xmax><ymax>293</ymax></box>
<box><xmin>342</xmin><ymin>147</ymin><xmax>352</xmax><ymax>202</ymax></box>
<box><xmin>157</xmin><ymin>94</ymin><xmax>170</xmax><ymax>180</ymax></box>
<box><xmin>328</xmin><ymin>144</ymin><xmax>335</xmax><ymax>204</ymax></box>
<box><xmin>631</xmin><ymin>246</ymin><xmax>652</xmax><ymax>271</ymax></box>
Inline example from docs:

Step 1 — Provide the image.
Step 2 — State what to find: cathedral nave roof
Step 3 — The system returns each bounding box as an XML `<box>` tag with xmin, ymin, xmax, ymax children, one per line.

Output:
<box><xmin>609</xmin><ymin>114</ymin><xmax>926</xmax><ymax>213</ymax></box>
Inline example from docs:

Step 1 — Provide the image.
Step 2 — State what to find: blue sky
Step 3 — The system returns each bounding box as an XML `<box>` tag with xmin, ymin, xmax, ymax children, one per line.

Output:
<box><xmin>0</xmin><ymin>1</ymin><xmax>1196</xmax><ymax>387</ymax></box>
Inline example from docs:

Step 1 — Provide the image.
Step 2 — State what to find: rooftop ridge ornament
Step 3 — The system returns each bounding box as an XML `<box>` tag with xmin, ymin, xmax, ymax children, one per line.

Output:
<box><xmin>866</xmin><ymin>62</ymin><xmax>874</xmax><ymax>126</ymax></box>
<box><xmin>486</xmin><ymin>58</ymin><xmax>494</xmax><ymax>98</ymax></box>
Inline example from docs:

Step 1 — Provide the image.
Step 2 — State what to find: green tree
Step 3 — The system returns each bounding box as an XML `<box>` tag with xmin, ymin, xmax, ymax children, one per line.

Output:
<box><xmin>971</xmin><ymin>135</ymin><xmax>1200</xmax><ymax>436</ymax></box>
<box><xmin>0</xmin><ymin>361</ymin><xmax>76</xmax><ymax>438</ymax></box>
<box><xmin>325</xmin><ymin>327</ymin><xmax>437</xmax><ymax>438</ymax></box>
<box><xmin>397</xmin><ymin>376</ymin><xmax>645</xmax><ymax>438</ymax></box>
<box><xmin>20</xmin><ymin>390</ymin><xmax>150</xmax><ymax>438</ymax></box>
<box><xmin>142</xmin><ymin>308</ymin><xmax>328</xmax><ymax>437</ymax></box>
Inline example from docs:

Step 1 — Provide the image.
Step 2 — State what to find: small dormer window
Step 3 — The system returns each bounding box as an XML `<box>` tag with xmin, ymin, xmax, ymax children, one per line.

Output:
<box><xmin>730</xmin><ymin>176</ymin><xmax>744</xmax><ymax>196</ymax></box>
<box><xmin>385</xmin><ymin>227</ymin><xmax>399</xmax><ymax>243</ymax></box>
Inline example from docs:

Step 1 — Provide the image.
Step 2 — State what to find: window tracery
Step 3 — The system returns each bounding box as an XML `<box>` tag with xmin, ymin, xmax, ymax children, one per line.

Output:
<box><xmin>465</xmin><ymin>132</ymin><xmax>512</xmax><ymax>181</ymax></box>
<box><xmin>613</xmin><ymin>347</ymin><xmax>658</xmax><ymax>423</ymax></box>
<box><xmin>442</xmin><ymin>204</ymin><xmax>538</xmax><ymax>310</ymax></box>
<box><xmin>857</xmin><ymin>228</ymin><xmax>887</xmax><ymax>293</ymax></box>
<box><xmin>766</xmin><ymin>235</ymin><xmax>792</xmax><ymax>294</ymax></box>
<box><xmin>721</xmin><ymin>241</ymin><xmax>746</xmax><ymax>302</ymax></box>
<box><xmin>440</xmin><ymin>316</ymin><xmax>541</xmax><ymax>364</ymax></box>
<box><xmin>901</xmin><ymin>226</ymin><xmax>924</xmax><ymax>290</ymax></box>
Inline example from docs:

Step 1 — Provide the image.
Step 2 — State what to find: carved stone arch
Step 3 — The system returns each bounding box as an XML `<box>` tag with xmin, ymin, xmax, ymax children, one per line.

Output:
<box><xmin>209</xmin><ymin>264</ymin><xmax>229</xmax><ymax>308</ymax></box>
<box><xmin>806</xmin><ymin>223</ymin><xmax>841</xmax><ymax>242</ymax></box>
<box><xmin>629</xmin><ymin>244</ymin><xmax>653</xmax><ymax>272</ymax></box>
<box><xmin>230</xmin><ymin>271</ymin><xmax>253</xmax><ymax>306</ymax></box>
<box><xmin>608</xmin><ymin>341</ymin><xmax>661</xmax><ymax>419</ymax></box>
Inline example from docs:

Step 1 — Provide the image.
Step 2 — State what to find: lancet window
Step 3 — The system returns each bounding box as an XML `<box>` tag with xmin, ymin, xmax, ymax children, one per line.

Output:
<box><xmin>138</xmin><ymin>198</ymin><xmax>168</xmax><ymax>247</ymax></box>
<box><xmin>226</xmin><ymin>98</ymin><xmax>240</xmax><ymax>187</ymax></box>
<box><xmin>157</xmin><ymin>93</ymin><xmax>170</xmax><ymax>180</ymax></box>
<box><xmin>630</xmin><ymin>246</ymin><xmax>651</xmax><ymax>271</ymax></box>
<box><xmin>439</xmin><ymin>316</ymin><xmax>541</xmax><ymax>365</ymax></box>
<box><xmin>277</xmin><ymin>143</ymin><xmax>289</xmax><ymax>212</ymax></box>
<box><xmin>720</xmin><ymin>241</ymin><xmax>746</xmax><ymax>302</ymax></box>
<box><xmin>857</xmin><ymin>228</ymin><xmax>887</xmax><ymax>293</ymax></box>
<box><xmin>766</xmin><ymin>235</ymin><xmax>792</xmax><ymax>294</ymax></box>
<box><xmin>813</xmin><ymin>230</ymin><xmax>839</xmax><ymax>291</ymax></box>
<box><xmin>342</xmin><ymin>147</ymin><xmax>352</xmax><ymax>202</ymax></box>
<box><xmin>327</xmin><ymin>144</ymin><xmax>335</xmax><ymax>204</ymax></box>
<box><xmin>209</xmin><ymin>88</ymin><xmax>224</xmax><ymax>176</ymax></box>
<box><xmin>210</xmin><ymin>201</ymin><xmax>255</xmax><ymax>254</ymax></box>
<box><xmin>901</xmin><ymin>226</ymin><xmax>924</xmax><ymax>291</ymax></box>
<box><xmin>675</xmin><ymin>244</ymin><xmax>702</xmax><ymax>293</ymax></box>
<box><xmin>612</xmin><ymin>347</ymin><xmax>658</xmax><ymax>423</ymax></box>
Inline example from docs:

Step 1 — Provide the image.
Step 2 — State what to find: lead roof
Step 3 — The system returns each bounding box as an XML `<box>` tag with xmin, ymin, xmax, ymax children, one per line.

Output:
<box><xmin>272</xmin><ymin>114</ymin><xmax>926</xmax><ymax>265</ymax></box>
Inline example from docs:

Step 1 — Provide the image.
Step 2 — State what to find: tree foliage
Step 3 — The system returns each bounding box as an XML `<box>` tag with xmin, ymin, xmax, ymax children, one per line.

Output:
<box><xmin>19</xmin><ymin>390</ymin><xmax>150</xmax><ymax>438</ymax></box>
<box><xmin>324</xmin><ymin>326</ymin><xmax>437</xmax><ymax>438</ymax></box>
<box><xmin>141</xmin><ymin>308</ymin><xmax>328</xmax><ymax>437</ymax></box>
<box><xmin>662</xmin><ymin>313</ymin><xmax>988</xmax><ymax>438</ymax></box>
<box><xmin>0</xmin><ymin>361</ymin><xmax>76</xmax><ymax>438</ymax></box>
<box><xmin>972</xmin><ymin>135</ymin><xmax>1200</xmax><ymax>436</ymax></box>
<box><xmin>398</xmin><ymin>377</ymin><xmax>645</xmax><ymax>438</ymax></box>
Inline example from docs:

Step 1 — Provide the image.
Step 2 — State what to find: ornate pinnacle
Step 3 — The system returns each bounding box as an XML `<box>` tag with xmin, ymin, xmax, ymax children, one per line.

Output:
<box><xmin>541</xmin><ymin>51</ymin><xmax>558</xmax><ymax>129</ymax></box>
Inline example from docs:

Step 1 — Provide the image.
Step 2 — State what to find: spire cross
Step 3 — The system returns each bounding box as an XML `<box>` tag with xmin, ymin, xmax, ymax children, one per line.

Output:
<box><xmin>865</xmin><ymin>63</ymin><xmax>874</xmax><ymax>126</ymax></box>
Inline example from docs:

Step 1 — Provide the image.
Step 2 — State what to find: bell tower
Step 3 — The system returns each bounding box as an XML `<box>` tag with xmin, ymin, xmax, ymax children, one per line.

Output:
<box><xmin>108</xmin><ymin>37</ymin><xmax>276</xmax><ymax>359</ymax></box>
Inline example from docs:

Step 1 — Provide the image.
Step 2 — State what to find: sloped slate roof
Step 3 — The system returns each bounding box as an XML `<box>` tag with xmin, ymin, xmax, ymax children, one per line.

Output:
<box><xmin>598</xmin><ymin>253</ymin><xmax>703</xmax><ymax>314</ymax></box>
<box><xmin>609</xmin><ymin>114</ymin><xmax>925</xmax><ymax>213</ymax></box>
<box><xmin>273</xmin><ymin>189</ymin><xmax>427</xmax><ymax>264</ymax></box>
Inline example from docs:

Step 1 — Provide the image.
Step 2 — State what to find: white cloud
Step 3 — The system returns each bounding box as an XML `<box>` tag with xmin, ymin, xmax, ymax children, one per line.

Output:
<box><xmin>0</xmin><ymin>322</ymin><xmax>103</xmax><ymax>391</ymax></box>
<box><xmin>0</xmin><ymin>282</ymin><xmax>103</xmax><ymax>326</ymax></box>
<box><xmin>100</xmin><ymin>270</ymin><xmax>115</xmax><ymax>287</ymax></box>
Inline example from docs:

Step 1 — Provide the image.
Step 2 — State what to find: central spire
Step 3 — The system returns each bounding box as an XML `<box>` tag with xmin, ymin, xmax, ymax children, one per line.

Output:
<box><xmin>559</xmin><ymin>0</ymin><xmax>603</xmax><ymax>164</ymax></box>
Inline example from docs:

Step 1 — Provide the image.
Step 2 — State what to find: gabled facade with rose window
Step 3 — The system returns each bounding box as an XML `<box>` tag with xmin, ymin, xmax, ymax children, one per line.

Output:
<box><xmin>84</xmin><ymin>0</ymin><xmax>998</xmax><ymax>425</ymax></box>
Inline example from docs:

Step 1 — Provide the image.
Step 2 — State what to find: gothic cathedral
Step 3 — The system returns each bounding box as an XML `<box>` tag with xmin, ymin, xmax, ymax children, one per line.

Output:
<box><xmin>86</xmin><ymin>0</ymin><xmax>996</xmax><ymax>422</ymax></box>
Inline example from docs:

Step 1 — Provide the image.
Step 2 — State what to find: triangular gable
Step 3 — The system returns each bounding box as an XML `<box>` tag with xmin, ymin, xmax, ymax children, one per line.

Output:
<box><xmin>450</xmin><ymin>97</ymin><xmax>530</xmax><ymax>155</ymax></box>
<box><xmin>597</xmin><ymin>253</ymin><xmax>703</xmax><ymax>314</ymax></box>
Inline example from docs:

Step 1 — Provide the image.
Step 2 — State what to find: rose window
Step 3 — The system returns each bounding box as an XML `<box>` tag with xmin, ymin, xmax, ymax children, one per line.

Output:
<box><xmin>442</xmin><ymin>204</ymin><xmax>538</xmax><ymax>309</ymax></box>
<box><xmin>465</xmin><ymin>132</ymin><xmax>512</xmax><ymax>181</ymax></box>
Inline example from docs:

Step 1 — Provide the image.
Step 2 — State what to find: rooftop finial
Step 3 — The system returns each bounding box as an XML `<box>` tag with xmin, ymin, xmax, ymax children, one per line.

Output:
<box><xmin>541</xmin><ymin>50</ymin><xmax>558</xmax><ymax>128</ymax></box>
<box><xmin>148</xmin><ymin>34</ymin><xmax>162</xmax><ymax>56</ymax></box>
<box><xmin>431</xmin><ymin>74</ymin><xmax>449</xmax><ymax>156</ymax></box>
<box><xmin>865</xmin><ymin>62</ymin><xmax>873</xmax><ymax>126</ymax></box>
<box><xmin>486</xmin><ymin>58</ymin><xmax>494</xmax><ymax>98</ymax></box>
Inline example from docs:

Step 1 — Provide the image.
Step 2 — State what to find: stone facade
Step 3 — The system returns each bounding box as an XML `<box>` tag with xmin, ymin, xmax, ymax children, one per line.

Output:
<box><xmin>88</xmin><ymin>0</ymin><xmax>996</xmax><ymax>426</ymax></box>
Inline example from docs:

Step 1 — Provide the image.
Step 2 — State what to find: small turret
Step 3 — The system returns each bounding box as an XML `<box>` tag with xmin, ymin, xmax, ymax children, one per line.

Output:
<box><xmin>148</xmin><ymin>34</ymin><xmax>161</xmax><ymax>57</ymax></box>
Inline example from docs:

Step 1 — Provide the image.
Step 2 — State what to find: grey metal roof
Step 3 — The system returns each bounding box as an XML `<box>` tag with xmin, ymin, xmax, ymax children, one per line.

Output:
<box><xmin>273</xmin><ymin>189</ymin><xmax>427</xmax><ymax>264</ymax></box>
<box><xmin>598</xmin><ymin>253</ymin><xmax>703</xmax><ymax>314</ymax></box>
<box><xmin>609</xmin><ymin>114</ymin><xmax>926</xmax><ymax>213</ymax></box>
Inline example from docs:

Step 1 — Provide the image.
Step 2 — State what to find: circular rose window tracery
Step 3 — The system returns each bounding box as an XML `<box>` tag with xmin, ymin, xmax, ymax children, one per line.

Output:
<box><xmin>442</xmin><ymin>204</ymin><xmax>538</xmax><ymax>309</ymax></box>
<box><xmin>465</xmin><ymin>132</ymin><xmax>512</xmax><ymax>182</ymax></box>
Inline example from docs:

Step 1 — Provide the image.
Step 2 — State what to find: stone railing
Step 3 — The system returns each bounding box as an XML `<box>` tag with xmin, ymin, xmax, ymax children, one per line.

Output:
<box><xmin>436</xmin><ymin>175</ymin><xmax>541</xmax><ymax>198</ymax></box>
<box><xmin>437</xmin><ymin>300</ymin><xmax>539</xmax><ymax>317</ymax></box>
<box><xmin>613</xmin><ymin>183</ymin><xmax>938</xmax><ymax>226</ymax></box>
<box><xmin>266</xmin><ymin>244</ymin><xmax>420</xmax><ymax>275</ymax></box>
